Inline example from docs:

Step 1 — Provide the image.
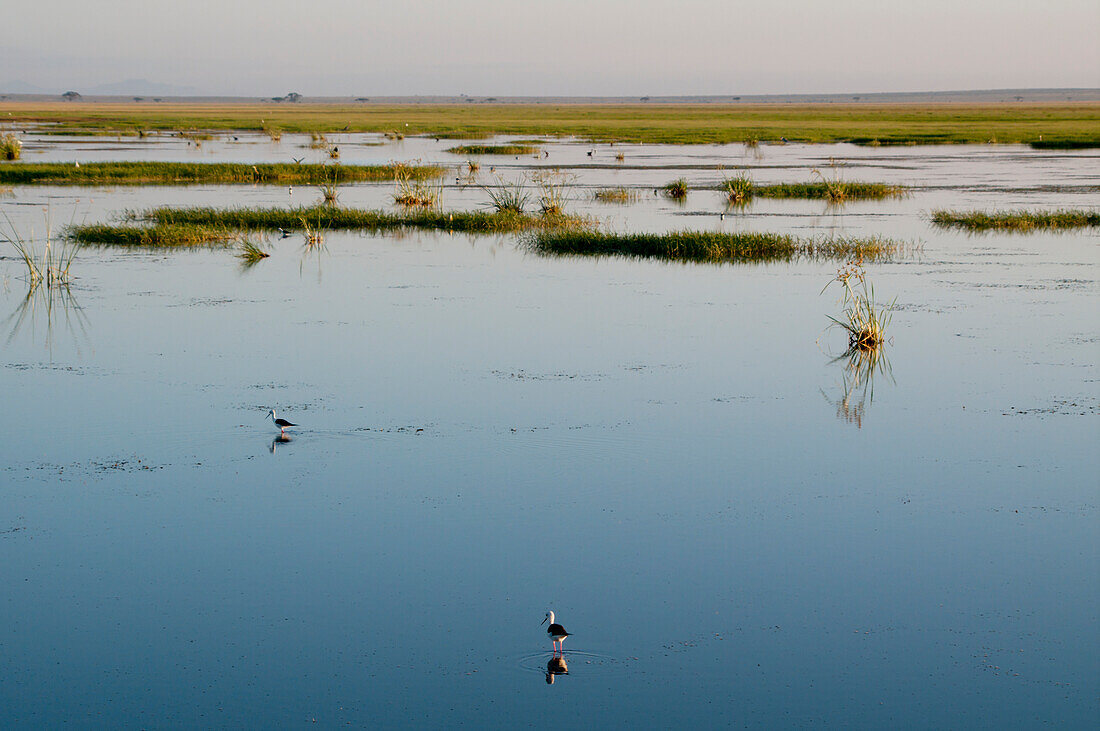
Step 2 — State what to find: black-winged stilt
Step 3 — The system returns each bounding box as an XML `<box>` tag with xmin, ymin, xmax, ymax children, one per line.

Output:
<box><xmin>267</xmin><ymin>409</ymin><xmax>297</xmax><ymax>433</ymax></box>
<box><xmin>542</xmin><ymin>610</ymin><xmax>570</xmax><ymax>655</ymax></box>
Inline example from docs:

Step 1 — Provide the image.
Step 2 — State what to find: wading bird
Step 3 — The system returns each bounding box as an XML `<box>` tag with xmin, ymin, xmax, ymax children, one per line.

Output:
<box><xmin>267</xmin><ymin>409</ymin><xmax>297</xmax><ymax>434</ymax></box>
<box><xmin>542</xmin><ymin>611</ymin><xmax>570</xmax><ymax>655</ymax></box>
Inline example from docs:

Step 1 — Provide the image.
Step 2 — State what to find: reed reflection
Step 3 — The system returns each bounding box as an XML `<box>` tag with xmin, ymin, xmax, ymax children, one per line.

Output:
<box><xmin>5</xmin><ymin>281</ymin><xmax>90</xmax><ymax>357</ymax></box>
<box><xmin>824</xmin><ymin>344</ymin><xmax>894</xmax><ymax>428</ymax></box>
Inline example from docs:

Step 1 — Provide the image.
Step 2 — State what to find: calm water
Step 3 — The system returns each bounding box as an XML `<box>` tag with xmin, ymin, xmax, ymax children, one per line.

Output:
<box><xmin>1</xmin><ymin>133</ymin><xmax>1097</xmax><ymax>727</ymax></box>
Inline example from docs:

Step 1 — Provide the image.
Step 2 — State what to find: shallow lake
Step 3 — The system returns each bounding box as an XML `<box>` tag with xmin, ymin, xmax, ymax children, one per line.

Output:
<box><xmin>1</xmin><ymin>133</ymin><xmax>1097</xmax><ymax>727</ymax></box>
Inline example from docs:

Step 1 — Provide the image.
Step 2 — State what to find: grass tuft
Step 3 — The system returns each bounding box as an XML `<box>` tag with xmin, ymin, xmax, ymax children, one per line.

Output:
<box><xmin>2</xmin><ymin>210</ymin><xmax>78</xmax><ymax>286</ymax></box>
<box><xmin>930</xmin><ymin>208</ymin><xmax>1100</xmax><ymax>231</ymax></box>
<box><xmin>722</xmin><ymin>173</ymin><xmax>755</xmax><ymax>203</ymax></box>
<box><xmin>824</xmin><ymin>258</ymin><xmax>894</xmax><ymax>350</ymax></box>
<box><xmin>237</xmin><ymin>240</ymin><xmax>270</xmax><ymax>263</ymax></box>
<box><xmin>664</xmin><ymin>178</ymin><xmax>689</xmax><ymax>199</ymax></box>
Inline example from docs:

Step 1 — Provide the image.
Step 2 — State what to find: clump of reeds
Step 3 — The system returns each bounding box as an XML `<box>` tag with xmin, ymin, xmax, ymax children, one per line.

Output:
<box><xmin>309</xmin><ymin>132</ymin><xmax>328</xmax><ymax>148</ymax></box>
<box><xmin>593</xmin><ymin>187</ymin><xmax>636</xmax><ymax>204</ymax></box>
<box><xmin>237</xmin><ymin>240</ymin><xmax>270</xmax><ymax>263</ymax></box>
<box><xmin>482</xmin><ymin>175</ymin><xmax>530</xmax><ymax>214</ymax></box>
<box><xmin>811</xmin><ymin>161</ymin><xmax>849</xmax><ymax>203</ymax></box>
<box><xmin>1</xmin><ymin>133</ymin><xmax>22</xmax><ymax>161</ymax></box>
<box><xmin>263</xmin><ymin>124</ymin><xmax>282</xmax><ymax>142</ymax></box>
<box><xmin>723</xmin><ymin>173</ymin><xmax>755</xmax><ymax>204</ymax></box>
<box><xmin>384</xmin><ymin>130</ymin><xmax>405</xmax><ymax>141</ymax></box>
<box><xmin>823</xmin><ymin>258</ymin><xmax>894</xmax><ymax>351</ymax></box>
<box><xmin>300</xmin><ymin>216</ymin><xmax>324</xmax><ymax>246</ymax></box>
<box><xmin>930</xmin><ymin>208</ymin><xmax>1100</xmax><ymax>232</ymax></box>
<box><xmin>664</xmin><ymin>179</ymin><xmax>688</xmax><ymax>199</ymax></box>
<box><xmin>446</xmin><ymin>144</ymin><xmax>539</xmax><ymax>156</ymax></box>
<box><xmin>2</xmin><ymin>211</ymin><xmax>78</xmax><ymax>287</ymax></box>
<box><xmin>614</xmin><ymin>152</ymin><xmax>625</xmax><ymax>162</ymax></box>
<box><xmin>527</xmin><ymin>230</ymin><xmax>901</xmax><ymax>263</ymax></box>
<box><xmin>467</xmin><ymin>160</ymin><xmax>480</xmax><ymax>174</ymax></box>
<box><xmin>313</xmin><ymin>164</ymin><xmax>341</xmax><ymax>205</ymax></box>
<box><xmin>749</xmin><ymin>181</ymin><xmax>906</xmax><ymax>200</ymax></box>
<box><xmin>531</xmin><ymin>169</ymin><xmax>573</xmax><ymax>216</ymax></box>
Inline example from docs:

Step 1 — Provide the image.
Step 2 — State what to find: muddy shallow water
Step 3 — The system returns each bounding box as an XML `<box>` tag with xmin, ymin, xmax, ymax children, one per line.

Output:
<box><xmin>0</xmin><ymin>133</ymin><xmax>1097</xmax><ymax>727</ymax></box>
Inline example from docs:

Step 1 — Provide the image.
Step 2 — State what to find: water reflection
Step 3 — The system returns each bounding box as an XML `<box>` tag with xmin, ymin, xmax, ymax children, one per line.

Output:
<box><xmin>269</xmin><ymin>433</ymin><xmax>292</xmax><ymax>454</ymax></box>
<box><xmin>545</xmin><ymin>656</ymin><xmax>568</xmax><ymax>685</ymax></box>
<box><xmin>823</xmin><ymin>345</ymin><xmax>894</xmax><ymax>428</ymax></box>
<box><xmin>4</xmin><ymin>282</ymin><xmax>90</xmax><ymax>357</ymax></box>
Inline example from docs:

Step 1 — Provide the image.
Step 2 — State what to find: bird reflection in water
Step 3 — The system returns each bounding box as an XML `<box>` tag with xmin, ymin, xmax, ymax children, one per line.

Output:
<box><xmin>269</xmin><ymin>433</ymin><xmax>292</xmax><ymax>454</ymax></box>
<box><xmin>545</xmin><ymin>656</ymin><xmax>568</xmax><ymax>685</ymax></box>
<box><xmin>823</xmin><ymin>343</ymin><xmax>893</xmax><ymax>428</ymax></box>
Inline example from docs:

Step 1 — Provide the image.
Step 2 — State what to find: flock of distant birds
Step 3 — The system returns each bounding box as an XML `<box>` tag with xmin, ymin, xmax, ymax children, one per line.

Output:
<box><xmin>268</xmin><ymin>410</ymin><xmax>573</xmax><ymax>681</ymax></box>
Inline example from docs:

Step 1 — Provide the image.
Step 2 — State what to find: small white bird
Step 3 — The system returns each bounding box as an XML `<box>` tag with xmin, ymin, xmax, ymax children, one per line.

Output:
<box><xmin>541</xmin><ymin>611</ymin><xmax>571</xmax><ymax>655</ymax></box>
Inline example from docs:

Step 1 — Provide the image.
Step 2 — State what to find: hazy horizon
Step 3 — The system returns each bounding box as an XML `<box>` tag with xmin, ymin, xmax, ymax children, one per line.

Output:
<box><xmin>2</xmin><ymin>0</ymin><xmax>1098</xmax><ymax>97</ymax></box>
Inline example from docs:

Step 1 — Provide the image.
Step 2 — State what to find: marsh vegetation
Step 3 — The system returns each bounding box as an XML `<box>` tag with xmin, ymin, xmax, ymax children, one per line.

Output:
<box><xmin>930</xmin><ymin>209</ymin><xmax>1100</xmax><ymax>231</ymax></box>
<box><xmin>526</xmin><ymin>230</ymin><xmax>902</xmax><ymax>263</ymax></box>
<box><xmin>0</xmin><ymin>162</ymin><xmax>444</xmax><ymax>186</ymax></box>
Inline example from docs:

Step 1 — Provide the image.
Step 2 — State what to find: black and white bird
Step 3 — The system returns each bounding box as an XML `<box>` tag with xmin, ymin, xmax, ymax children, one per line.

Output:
<box><xmin>278</xmin><ymin>227</ymin><xmax>292</xmax><ymax>238</ymax></box>
<box><xmin>267</xmin><ymin>409</ymin><xmax>297</xmax><ymax>434</ymax></box>
<box><xmin>541</xmin><ymin>610</ymin><xmax>570</xmax><ymax>655</ymax></box>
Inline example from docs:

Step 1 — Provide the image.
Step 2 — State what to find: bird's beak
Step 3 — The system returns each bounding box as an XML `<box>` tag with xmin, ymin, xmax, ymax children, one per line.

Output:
<box><xmin>540</xmin><ymin>616</ymin><xmax>548</xmax><ymax>626</ymax></box>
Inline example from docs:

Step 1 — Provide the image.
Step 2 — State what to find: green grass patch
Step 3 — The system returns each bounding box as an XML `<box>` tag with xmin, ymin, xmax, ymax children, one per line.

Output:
<box><xmin>526</xmin><ymin>230</ymin><xmax>901</xmax><ymax>263</ymax></box>
<box><xmin>930</xmin><ymin>209</ymin><xmax>1100</xmax><ymax>231</ymax></box>
<box><xmin>0</xmin><ymin>162</ymin><xmax>444</xmax><ymax>186</ymax></box>
<box><xmin>445</xmin><ymin>144</ymin><xmax>540</xmax><ymax>155</ymax></box>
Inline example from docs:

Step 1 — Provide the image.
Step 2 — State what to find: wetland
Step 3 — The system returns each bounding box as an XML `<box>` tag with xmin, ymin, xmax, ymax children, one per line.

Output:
<box><xmin>0</xmin><ymin>115</ymin><xmax>1097</xmax><ymax>727</ymax></box>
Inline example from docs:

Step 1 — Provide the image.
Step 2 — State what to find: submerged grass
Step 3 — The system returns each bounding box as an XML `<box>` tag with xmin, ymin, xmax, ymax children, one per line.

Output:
<box><xmin>446</xmin><ymin>144</ymin><xmax>539</xmax><ymax>155</ymax></box>
<box><xmin>593</xmin><ymin>187</ymin><xmax>636</xmax><ymax>203</ymax></box>
<box><xmin>930</xmin><ymin>208</ymin><xmax>1100</xmax><ymax>231</ymax></box>
<box><xmin>715</xmin><ymin>180</ymin><xmax>907</xmax><ymax>200</ymax></box>
<box><xmin>0</xmin><ymin>161</ymin><xmax>444</xmax><ymax>186</ymax></box>
<box><xmin>526</xmin><ymin>230</ymin><xmax>901</xmax><ymax>263</ymax></box>
<box><xmin>66</xmin><ymin>205</ymin><xmax>590</xmax><ymax>245</ymax></box>
<box><xmin>70</xmin><ymin>223</ymin><xmax>240</xmax><ymax>247</ymax></box>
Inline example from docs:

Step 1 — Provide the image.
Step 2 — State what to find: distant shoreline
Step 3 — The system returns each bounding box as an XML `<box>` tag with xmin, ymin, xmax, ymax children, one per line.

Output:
<box><xmin>2</xmin><ymin>88</ymin><xmax>1099</xmax><ymax>105</ymax></box>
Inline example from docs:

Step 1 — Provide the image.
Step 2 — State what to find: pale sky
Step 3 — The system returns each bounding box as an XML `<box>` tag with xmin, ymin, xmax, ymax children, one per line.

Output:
<box><xmin>3</xmin><ymin>0</ymin><xmax>1098</xmax><ymax>96</ymax></box>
